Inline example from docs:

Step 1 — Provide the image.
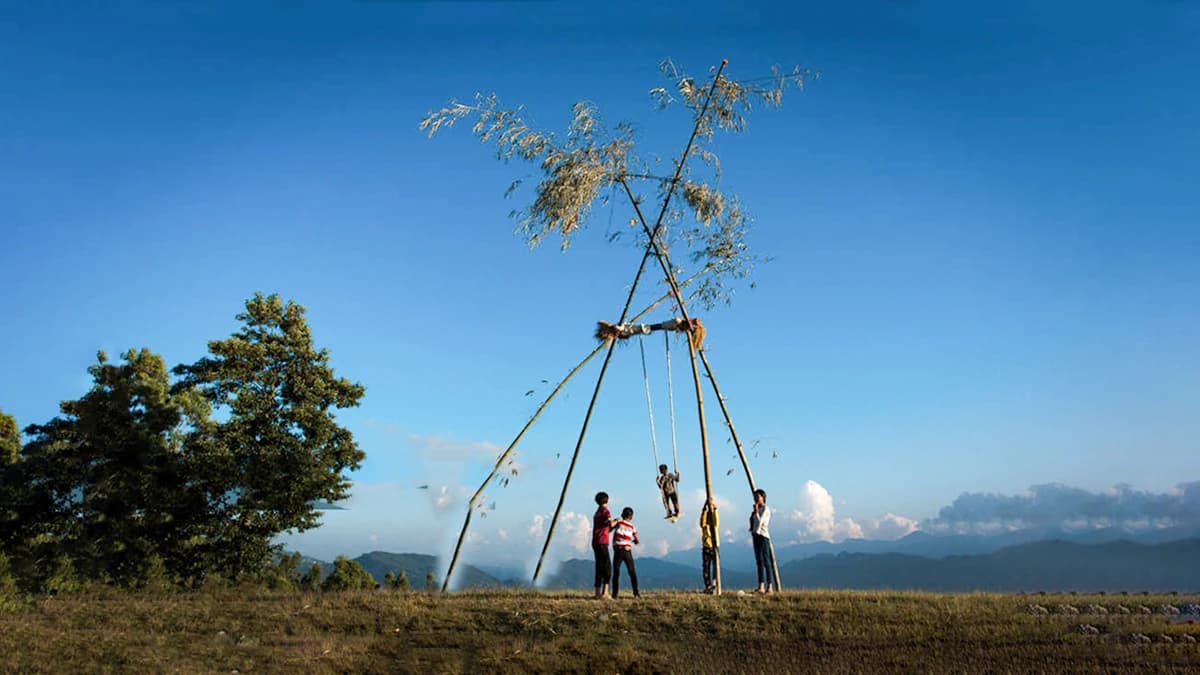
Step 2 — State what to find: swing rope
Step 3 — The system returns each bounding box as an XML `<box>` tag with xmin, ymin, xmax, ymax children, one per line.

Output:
<box><xmin>638</xmin><ymin>334</ymin><xmax>662</xmax><ymax>471</ymax></box>
<box><xmin>664</xmin><ymin>330</ymin><xmax>680</xmax><ymax>473</ymax></box>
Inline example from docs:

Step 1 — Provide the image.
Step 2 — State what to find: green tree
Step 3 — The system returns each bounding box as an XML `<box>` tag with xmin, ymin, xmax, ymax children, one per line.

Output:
<box><xmin>0</xmin><ymin>409</ymin><xmax>18</xmax><ymax>464</ymax></box>
<box><xmin>173</xmin><ymin>293</ymin><xmax>365</xmax><ymax>579</ymax></box>
<box><xmin>259</xmin><ymin>551</ymin><xmax>304</xmax><ymax>591</ymax></box>
<box><xmin>320</xmin><ymin>556</ymin><xmax>375</xmax><ymax>592</ymax></box>
<box><xmin>0</xmin><ymin>408</ymin><xmax>29</xmax><ymax>581</ymax></box>
<box><xmin>16</xmin><ymin>349</ymin><xmax>207</xmax><ymax>589</ymax></box>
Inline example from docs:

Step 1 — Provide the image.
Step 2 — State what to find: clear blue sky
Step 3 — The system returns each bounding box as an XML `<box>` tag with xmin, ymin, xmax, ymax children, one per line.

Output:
<box><xmin>2</xmin><ymin>1</ymin><xmax>1197</xmax><ymax>567</ymax></box>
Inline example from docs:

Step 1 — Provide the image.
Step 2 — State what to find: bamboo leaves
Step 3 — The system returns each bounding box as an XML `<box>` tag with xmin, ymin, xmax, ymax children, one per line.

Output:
<box><xmin>422</xmin><ymin>59</ymin><xmax>808</xmax><ymax>305</ymax></box>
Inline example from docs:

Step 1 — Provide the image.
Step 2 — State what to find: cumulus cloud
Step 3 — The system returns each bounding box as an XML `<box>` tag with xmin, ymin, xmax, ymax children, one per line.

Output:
<box><xmin>788</xmin><ymin>480</ymin><xmax>865</xmax><ymax>542</ymax></box>
<box><xmin>524</xmin><ymin>511</ymin><xmax>591</xmax><ymax>554</ymax></box>
<box><xmin>925</xmin><ymin>481</ymin><xmax>1200</xmax><ymax>533</ymax></box>
<box><xmin>528</xmin><ymin>514</ymin><xmax>546</xmax><ymax>540</ymax></box>
<box><xmin>861</xmin><ymin>513</ymin><xmax>920</xmax><ymax>540</ymax></box>
<box><xmin>560</xmin><ymin>511</ymin><xmax>593</xmax><ymax>552</ymax></box>
<box><xmin>779</xmin><ymin>480</ymin><xmax>919</xmax><ymax>543</ymax></box>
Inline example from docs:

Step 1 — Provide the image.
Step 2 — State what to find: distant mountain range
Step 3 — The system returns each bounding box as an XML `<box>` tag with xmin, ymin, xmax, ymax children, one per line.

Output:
<box><xmin>297</xmin><ymin>530</ymin><xmax>1200</xmax><ymax>592</ymax></box>
<box><xmin>662</xmin><ymin>524</ymin><xmax>1200</xmax><ymax>570</ymax></box>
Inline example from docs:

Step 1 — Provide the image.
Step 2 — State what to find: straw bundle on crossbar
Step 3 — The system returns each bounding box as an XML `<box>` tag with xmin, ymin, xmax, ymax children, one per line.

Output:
<box><xmin>594</xmin><ymin>317</ymin><xmax>704</xmax><ymax>348</ymax></box>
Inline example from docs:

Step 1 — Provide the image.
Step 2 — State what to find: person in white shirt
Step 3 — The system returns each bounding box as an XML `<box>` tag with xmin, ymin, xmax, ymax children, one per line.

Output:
<box><xmin>749</xmin><ymin>488</ymin><xmax>775</xmax><ymax>594</ymax></box>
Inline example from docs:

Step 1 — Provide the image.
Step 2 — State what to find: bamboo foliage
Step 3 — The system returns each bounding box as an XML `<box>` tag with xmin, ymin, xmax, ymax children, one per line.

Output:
<box><xmin>421</xmin><ymin>60</ymin><xmax>809</xmax><ymax>308</ymax></box>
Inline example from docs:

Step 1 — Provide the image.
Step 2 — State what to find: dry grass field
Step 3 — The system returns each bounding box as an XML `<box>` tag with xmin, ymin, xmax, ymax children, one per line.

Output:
<box><xmin>2</xmin><ymin>588</ymin><xmax>1199</xmax><ymax>673</ymax></box>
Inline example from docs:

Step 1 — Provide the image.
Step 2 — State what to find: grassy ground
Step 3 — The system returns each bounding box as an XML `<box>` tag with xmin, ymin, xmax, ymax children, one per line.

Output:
<box><xmin>2</xmin><ymin>588</ymin><xmax>1198</xmax><ymax>674</ymax></box>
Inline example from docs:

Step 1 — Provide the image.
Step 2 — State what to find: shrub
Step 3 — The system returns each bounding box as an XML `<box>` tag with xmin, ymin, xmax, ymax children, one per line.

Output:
<box><xmin>300</xmin><ymin>563</ymin><xmax>322</xmax><ymax>591</ymax></box>
<box><xmin>386</xmin><ymin>570</ymin><xmax>409</xmax><ymax>592</ymax></box>
<box><xmin>320</xmin><ymin>556</ymin><xmax>374</xmax><ymax>592</ymax></box>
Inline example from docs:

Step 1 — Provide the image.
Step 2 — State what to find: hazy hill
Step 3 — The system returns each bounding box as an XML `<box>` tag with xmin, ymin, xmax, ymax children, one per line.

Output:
<box><xmin>292</xmin><ymin>552</ymin><xmax>504</xmax><ymax>588</ymax></box>
<box><xmin>662</xmin><ymin>524</ymin><xmax>1200</xmax><ymax>569</ymax></box>
<box><xmin>779</xmin><ymin>539</ymin><xmax>1200</xmax><ymax>592</ymax></box>
<box><xmin>543</xmin><ymin>556</ymin><xmax>758</xmax><ymax>591</ymax></box>
<box><xmin>299</xmin><ymin>537</ymin><xmax>1200</xmax><ymax>592</ymax></box>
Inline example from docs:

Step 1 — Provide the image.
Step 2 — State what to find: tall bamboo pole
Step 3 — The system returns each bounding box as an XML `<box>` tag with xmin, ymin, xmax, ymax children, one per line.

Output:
<box><xmin>697</xmin><ymin>349</ymin><xmax>783</xmax><ymax>590</ymax></box>
<box><xmin>531</xmin><ymin>60</ymin><xmax>730</xmax><ymax>585</ymax></box>
<box><xmin>683</xmin><ymin>332</ymin><xmax>720</xmax><ymax>593</ymax></box>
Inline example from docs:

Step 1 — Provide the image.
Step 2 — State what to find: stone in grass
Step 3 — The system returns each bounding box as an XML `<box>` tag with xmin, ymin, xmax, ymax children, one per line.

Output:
<box><xmin>1056</xmin><ymin>604</ymin><xmax>1080</xmax><ymax>615</ymax></box>
<box><xmin>1076</xmin><ymin>624</ymin><xmax>1101</xmax><ymax>636</ymax></box>
<box><xmin>1084</xmin><ymin>604</ymin><xmax>1108</xmax><ymax>615</ymax></box>
<box><xmin>1160</xmin><ymin>604</ymin><xmax>1182</xmax><ymax>616</ymax></box>
<box><xmin>1129</xmin><ymin>633</ymin><xmax>1153</xmax><ymax>644</ymax></box>
<box><xmin>1025</xmin><ymin>604</ymin><xmax>1049</xmax><ymax>615</ymax></box>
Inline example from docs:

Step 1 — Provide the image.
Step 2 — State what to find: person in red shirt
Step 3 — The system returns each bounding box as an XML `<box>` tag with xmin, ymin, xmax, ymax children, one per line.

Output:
<box><xmin>592</xmin><ymin>491</ymin><xmax>613</xmax><ymax>599</ymax></box>
<box><xmin>611</xmin><ymin>507</ymin><xmax>641</xmax><ymax>598</ymax></box>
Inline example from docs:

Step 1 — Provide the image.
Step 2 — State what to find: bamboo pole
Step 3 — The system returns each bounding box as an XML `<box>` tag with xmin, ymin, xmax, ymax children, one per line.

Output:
<box><xmin>440</xmin><ymin>347</ymin><xmax>600</xmax><ymax>592</ymax></box>
<box><xmin>442</xmin><ymin>269</ymin><xmax>711</xmax><ymax>591</ymax></box>
<box><xmin>683</xmin><ymin>332</ymin><xmax>719</xmax><ymax>593</ymax></box>
<box><xmin>697</xmin><ymin>349</ymin><xmax>783</xmax><ymax>590</ymax></box>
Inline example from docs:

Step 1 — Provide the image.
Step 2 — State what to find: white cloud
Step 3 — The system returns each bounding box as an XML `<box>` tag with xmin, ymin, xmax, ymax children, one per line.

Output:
<box><xmin>860</xmin><ymin>513</ymin><xmax>919</xmax><ymax>540</ymax></box>
<box><xmin>789</xmin><ymin>480</ymin><xmax>841</xmax><ymax>542</ymax></box>
<box><xmin>785</xmin><ymin>480</ymin><xmax>918</xmax><ymax>543</ymax></box>
<box><xmin>560</xmin><ymin>511</ymin><xmax>592</xmax><ymax>553</ymax></box>
<box><xmin>528</xmin><ymin>514</ymin><xmax>546</xmax><ymax>540</ymax></box>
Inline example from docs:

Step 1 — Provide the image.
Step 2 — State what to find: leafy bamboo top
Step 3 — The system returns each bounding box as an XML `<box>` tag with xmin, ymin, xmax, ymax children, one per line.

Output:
<box><xmin>421</xmin><ymin>59</ymin><xmax>813</xmax><ymax>309</ymax></box>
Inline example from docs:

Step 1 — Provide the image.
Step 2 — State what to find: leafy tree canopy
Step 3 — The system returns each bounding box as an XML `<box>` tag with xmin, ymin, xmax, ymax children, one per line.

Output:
<box><xmin>173</xmin><ymin>293</ymin><xmax>365</xmax><ymax>578</ymax></box>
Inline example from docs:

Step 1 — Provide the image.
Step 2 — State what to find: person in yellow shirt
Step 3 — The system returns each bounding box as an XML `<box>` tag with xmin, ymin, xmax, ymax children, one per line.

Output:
<box><xmin>700</xmin><ymin>497</ymin><xmax>719</xmax><ymax>593</ymax></box>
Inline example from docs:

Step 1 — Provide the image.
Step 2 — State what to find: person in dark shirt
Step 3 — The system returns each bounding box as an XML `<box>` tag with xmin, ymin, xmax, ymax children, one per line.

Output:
<box><xmin>592</xmin><ymin>491</ymin><xmax>613</xmax><ymax>599</ymax></box>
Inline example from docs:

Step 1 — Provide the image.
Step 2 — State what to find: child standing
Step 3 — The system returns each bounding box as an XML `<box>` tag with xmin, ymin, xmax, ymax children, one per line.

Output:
<box><xmin>656</xmin><ymin>464</ymin><xmax>681</xmax><ymax>519</ymax></box>
<box><xmin>610</xmin><ymin>507</ymin><xmax>640</xmax><ymax>598</ymax></box>
<box><xmin>592</xmin><ymin>491</ymin><xmax>613</xmax><ymax>599</ymax></box>
<box><xmin>699</xmin><ymin>497</ymin><xmax>719</xmax><ymax>593</ymax></box>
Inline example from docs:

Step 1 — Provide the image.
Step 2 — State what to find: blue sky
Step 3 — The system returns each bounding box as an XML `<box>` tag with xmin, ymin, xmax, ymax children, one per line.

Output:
<box><xmin>2</xmin><ymin>1</ymin><xmax>1198</xmax><ymax>571</ymax></box>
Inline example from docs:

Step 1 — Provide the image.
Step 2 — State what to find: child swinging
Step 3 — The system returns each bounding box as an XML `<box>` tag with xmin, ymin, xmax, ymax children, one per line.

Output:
<box><xmin>639</xmin><ymin>331</ymin><xmax>683</xmax><ymax>522</ymax></box>
<box><xmin>657</xmin><ymin>464</ymin><xmax>680</xmax><ymax>520</ymax></box>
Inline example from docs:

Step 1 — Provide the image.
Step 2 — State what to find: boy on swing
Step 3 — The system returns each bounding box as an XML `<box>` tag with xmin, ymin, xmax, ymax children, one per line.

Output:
<box><xmin>657</xmin><ymin>464</ymin><xmax>681</xmax><ymax>520</ymax></box>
